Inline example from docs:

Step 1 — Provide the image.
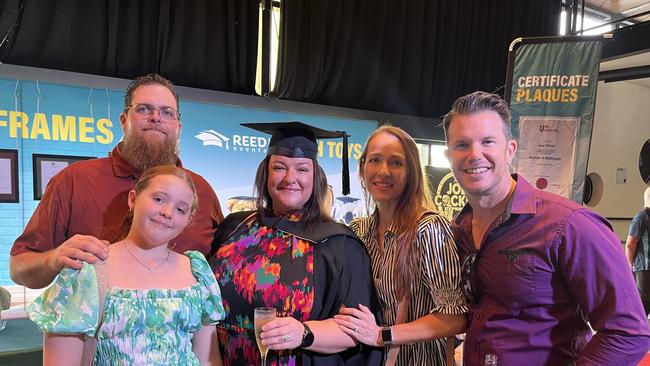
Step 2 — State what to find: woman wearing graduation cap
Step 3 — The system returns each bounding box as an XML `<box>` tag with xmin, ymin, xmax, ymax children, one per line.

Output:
<box><xmin>209</xmin><ymin>122</ymin><xmax>382</xmax><ymax>366</ymax></box>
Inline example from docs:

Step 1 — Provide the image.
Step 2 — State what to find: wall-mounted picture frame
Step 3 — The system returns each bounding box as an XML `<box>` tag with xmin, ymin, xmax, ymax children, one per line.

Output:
<box><xmin>33</xmin><ymin>154</ymin><xmax>94</xmax><ymax>200</ymax></box>
<box><xmin>0</xmin><ymin>149</ymin><xmax>19</xmax><ymax>203</ymax></box>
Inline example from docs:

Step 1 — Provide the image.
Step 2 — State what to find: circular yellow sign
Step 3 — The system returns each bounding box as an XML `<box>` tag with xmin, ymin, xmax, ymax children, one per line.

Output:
<box><xmin>434</xmin><ymin>172</ymin><xmax>467</xmax><ymax>221</ymax></box>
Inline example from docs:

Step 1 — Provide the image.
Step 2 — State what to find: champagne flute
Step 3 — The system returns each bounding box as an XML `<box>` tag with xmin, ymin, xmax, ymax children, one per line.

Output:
<box><xmin>254</xmin><ymin>307</ymin><xmax>276</xmax><ymax>366</ymax></box>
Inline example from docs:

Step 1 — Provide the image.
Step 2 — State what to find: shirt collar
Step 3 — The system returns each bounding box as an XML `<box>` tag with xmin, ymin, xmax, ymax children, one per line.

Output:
<box><xmin>508</xmin><ymin>174</ymin><xmax>537</xmax><ymax>217</ymax></box>
<box><xmin>271</xmin><ymin>210</ymin><xmax>304</xmax><ymax>222</ymax></box>
<box><xmin>110</xmin><ymin>143</ymin><xmax>136</xmax><ymax>178</ymax></box>
<box><xmin>110</xmin><ymin>142</ymin><xmax>184</xmax><ymax>179</ymax></box>
<box><xmin>361</xmin><ymin>210</ymin><xmax>398</xmax><ymax>240</ymax></box>
<box><xmin>454</xmin><ymin>174</ymin><xmax>537</xmax><ymax>227</ymax></box>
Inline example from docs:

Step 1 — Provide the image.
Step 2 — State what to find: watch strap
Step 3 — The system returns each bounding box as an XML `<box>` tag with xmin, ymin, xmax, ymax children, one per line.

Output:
<box><xmin>300</xmin><ymin>322</ymin><xmax>315</xmax><ymax>348</ymax></box>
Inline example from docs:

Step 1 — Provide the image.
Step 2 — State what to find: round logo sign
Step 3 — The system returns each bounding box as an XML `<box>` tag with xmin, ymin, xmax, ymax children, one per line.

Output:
<box><xmin>434</xmin><ymin>172</ymin><xmax>467</xmax><ymax>221</ymax></box>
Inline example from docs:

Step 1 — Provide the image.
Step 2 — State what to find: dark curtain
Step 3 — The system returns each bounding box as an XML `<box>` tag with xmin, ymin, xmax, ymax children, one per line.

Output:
<box><xmin>274</xmin><ymin>0</ymin><xmax>562</xmax><ymax>118</ymax></box>
<box><xmin>0</xmin><ymin>0</ymin><xmax>258</xmax><ymax>94</ymax></box>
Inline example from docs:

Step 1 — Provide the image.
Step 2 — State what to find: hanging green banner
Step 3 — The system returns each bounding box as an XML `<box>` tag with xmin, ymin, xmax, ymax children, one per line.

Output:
<box><xmin>507</xmin><ymin>39</ymin><xmax>601</xmax><ymax>202</ymax></box>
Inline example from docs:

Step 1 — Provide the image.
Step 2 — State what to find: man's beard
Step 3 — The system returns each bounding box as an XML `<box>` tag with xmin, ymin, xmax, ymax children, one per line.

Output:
<box><xmin>120</xmin><ymin>131</ymin><xmax>179</xmax><ymax>174</ymax></box>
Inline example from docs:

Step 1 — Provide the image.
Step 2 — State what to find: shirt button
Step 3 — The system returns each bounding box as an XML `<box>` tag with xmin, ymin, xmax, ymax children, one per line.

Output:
<box><xmin>473</xmin><ymin>346</ymin><xmax>479</xmax><ymax>352</ymax></box>
<box><xmin>474</xmin><ymin>314</ymin><xmax>481</xmax><ymax>320</ymax></box>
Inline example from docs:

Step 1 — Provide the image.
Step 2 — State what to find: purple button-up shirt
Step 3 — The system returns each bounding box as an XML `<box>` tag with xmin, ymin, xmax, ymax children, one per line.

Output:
<box><xmin>453</xmin><ymin>175</ymin><xmax>650</xmax><ymax>366</ymax></box>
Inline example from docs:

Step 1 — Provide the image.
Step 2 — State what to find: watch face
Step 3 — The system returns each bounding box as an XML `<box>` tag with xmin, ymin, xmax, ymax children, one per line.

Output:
<box><xmin>301</xmin><ymin>324</ymin><xmax>315</xmax><ymax>347</ymax></box>
<box><xmin>381</xmin><ymin>327</ymin><xmax>392</xmax><ymax>343</ymax></box>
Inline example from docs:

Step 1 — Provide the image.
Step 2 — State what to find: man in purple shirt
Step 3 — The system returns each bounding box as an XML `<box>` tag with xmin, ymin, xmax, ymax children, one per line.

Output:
<box><xmin>443</xmin><ymin>91</ymin><xmax>650</xmax><ymax>365</ymax></box>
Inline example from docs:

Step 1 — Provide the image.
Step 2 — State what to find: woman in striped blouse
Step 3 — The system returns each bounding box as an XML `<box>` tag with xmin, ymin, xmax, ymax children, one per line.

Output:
<box><xmin>334</xmin><ymin>125</ymin><xmax>467</xmax><ymax>365</ymax></box>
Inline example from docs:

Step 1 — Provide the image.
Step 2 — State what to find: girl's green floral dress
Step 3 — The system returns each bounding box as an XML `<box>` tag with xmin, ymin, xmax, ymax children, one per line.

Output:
<box><xmin>27</xmin><ymin>251</ymin><xmax>225</xmax><ymax>366</ymax></box>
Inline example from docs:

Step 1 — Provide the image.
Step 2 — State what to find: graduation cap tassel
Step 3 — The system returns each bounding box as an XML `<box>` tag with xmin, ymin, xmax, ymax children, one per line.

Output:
<box><xmin>342</xmin><ymin>131</ymin><xmax>350</xmax><ymax>196</ymax></box>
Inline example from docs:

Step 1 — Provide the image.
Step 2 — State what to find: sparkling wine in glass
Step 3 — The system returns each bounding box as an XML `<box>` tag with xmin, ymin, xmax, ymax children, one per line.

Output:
<box><xmin>254</xmin><ymin>307</ymin><xmax>276</xmax><ymax>366</ymax></box>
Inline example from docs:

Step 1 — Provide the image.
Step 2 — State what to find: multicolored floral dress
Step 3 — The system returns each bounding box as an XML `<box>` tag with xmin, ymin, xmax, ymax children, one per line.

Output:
<box><xmin>211</xmin><ymin>212</ymin><xmax>314</xmax><ymax>366</ymax></box>
<box><xmin>27</xmin><ymin>251</ymin><xmax>225</xmax><ymax>366</ymax></box>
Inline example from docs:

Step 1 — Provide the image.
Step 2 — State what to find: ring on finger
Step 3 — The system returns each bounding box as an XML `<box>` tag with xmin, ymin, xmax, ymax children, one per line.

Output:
<box><xmin>280</xmin><ymin>334</ymin><xmax>291</xmax><ymax>342</ymax></box>
<box><xmin>353</xmin><ymin>325</ymin><xmax>359</xmax><ymax>333</ymax></box>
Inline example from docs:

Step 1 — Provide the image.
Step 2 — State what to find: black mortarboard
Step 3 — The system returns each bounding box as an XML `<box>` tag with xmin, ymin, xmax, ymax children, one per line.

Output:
<box><xmin>242</xmin><ymin>121</ymin><xmax>351</xmax><ymax>195</ymax></box>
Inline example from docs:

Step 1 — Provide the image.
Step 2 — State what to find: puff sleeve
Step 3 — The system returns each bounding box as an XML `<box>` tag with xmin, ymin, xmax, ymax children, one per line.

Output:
<box><xmin>187</xmin><ymin>251</ymin><xmax>226</xmax><ymax>325</ymax></box>
<box><xmin>27</xmin><ymin>262</ymin><xmax>100</xmax><ymax>336</ymax></box>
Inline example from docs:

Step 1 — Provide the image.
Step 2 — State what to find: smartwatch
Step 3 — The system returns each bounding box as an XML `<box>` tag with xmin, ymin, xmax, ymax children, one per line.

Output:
<box><xmin>381</xmin><ymin>326</ymin><xmax>393</xmax><ymax>346</ymax></box>
<box><xmin>300</xmin><ymin>322</ymin><xmax>315</xmax><ymax>348</ymax></box>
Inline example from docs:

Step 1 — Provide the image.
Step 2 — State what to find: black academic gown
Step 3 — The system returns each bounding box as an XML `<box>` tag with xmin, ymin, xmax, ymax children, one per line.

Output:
<box><xmin>212</xmin><ymin>210</ymin><xmax>384</xmax><ymax>366</ymax></box>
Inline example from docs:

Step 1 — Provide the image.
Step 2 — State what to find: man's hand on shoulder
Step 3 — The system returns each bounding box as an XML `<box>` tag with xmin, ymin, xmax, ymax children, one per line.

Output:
<box><xmin>10</xmin><ymin>234</ymin><xmax>110</xmax><ymax>288</ymax></box>
<box><xmin>49</xmin><ymin>234</ymin><xmax>110</xmax><ymax>271</ymax></box>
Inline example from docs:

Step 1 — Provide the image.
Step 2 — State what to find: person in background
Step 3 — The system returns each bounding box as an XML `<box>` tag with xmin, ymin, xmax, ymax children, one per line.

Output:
<box><xmin>626</xmin><ymin>187</ymin><xmax>650</xmax><ymax>316</ymax></box>
<box><xmin>28</xmin><ymin>165</ymin><xmax>225</xmax><ymax>365</ymax></box>
<box><xmin>210</xmin><ymin>121</ymin><xmax>382</xmax><ymax>366</ymax></box>
<box><xmin>444</xmin><ymin>90</ymin><xmax>650</xmax><ymax>365</ymax></box>
<box><xmin>334</xmin><ymin>125</ymin><xmax>467</xmax><ymax>366</ymax></box>
<box><xmin>10</xmin><ymin>73</ymin><xmax>222</xmax><ymax>289</ymax></box>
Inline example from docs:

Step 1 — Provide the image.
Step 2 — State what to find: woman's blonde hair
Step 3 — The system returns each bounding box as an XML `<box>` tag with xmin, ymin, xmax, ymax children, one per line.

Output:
<box><xmin>359</xmin><ymin>125</ymin><xmax>435</xmax><ymax>300</ymax></box>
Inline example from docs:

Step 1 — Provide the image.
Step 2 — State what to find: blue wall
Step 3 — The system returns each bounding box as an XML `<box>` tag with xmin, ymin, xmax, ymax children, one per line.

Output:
<box><xmin>0</xmin><ymin>77</ymin><xmax>377</xmax><ymax>286</ymax></box>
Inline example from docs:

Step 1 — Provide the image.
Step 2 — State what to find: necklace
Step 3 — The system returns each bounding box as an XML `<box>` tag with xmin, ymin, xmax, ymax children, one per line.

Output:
<box><xmin>124</xmin><ymin>243</ymin><xmax>171</xmax><ymax>273</ymax></box>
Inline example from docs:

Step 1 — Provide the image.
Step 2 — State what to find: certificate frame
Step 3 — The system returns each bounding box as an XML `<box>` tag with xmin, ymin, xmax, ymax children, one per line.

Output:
<box><xmin>33</xmin><ymin>154</ymin><xmax>94</xmax><ymax>200</ymax></box>
<box><xmin>0</xmin><ymin>149</ymin><xmax>19</xmax><ymax>203</ymax></box>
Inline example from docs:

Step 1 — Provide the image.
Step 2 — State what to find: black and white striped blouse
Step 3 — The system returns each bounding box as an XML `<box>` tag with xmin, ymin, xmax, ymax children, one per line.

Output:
<box><xmin>349</xmin><ymin>211</ymin><xmax>468</xmax><ymax>366</ymax></box>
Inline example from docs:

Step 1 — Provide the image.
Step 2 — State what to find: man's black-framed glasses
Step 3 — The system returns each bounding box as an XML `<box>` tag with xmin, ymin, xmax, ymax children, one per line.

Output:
<box><xmin>126</xmin><ymin>103</ymin><xmax>180</xmax><ymax>122</ymax></box>
<box><xmin>461</xmin><ymin>251</ymin><xmax>480</xmax><ymax>304</ymax></box>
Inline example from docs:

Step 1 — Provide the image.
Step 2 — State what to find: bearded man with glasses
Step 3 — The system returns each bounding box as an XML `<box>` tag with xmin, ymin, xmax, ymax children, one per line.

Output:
<box><xmin>10</xmin><ymin>74</ymin><xmax>223</xmax><ymax>289</ymax></box>
<box><xmin>444</xmin><ymin>91</ymin><xmax>650</xmax><ymax>366</ymax></box>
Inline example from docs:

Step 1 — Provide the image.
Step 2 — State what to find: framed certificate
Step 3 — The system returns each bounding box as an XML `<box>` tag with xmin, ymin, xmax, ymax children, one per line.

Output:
<box><xmin>33</xmin><ymin>154</ymin><xmax>94</xmax><ymax>200</ymax></box>
<box><xmin>0</xmin><ymin>149</ymin><xmax>19</xmax><ymax>203</ymax></box>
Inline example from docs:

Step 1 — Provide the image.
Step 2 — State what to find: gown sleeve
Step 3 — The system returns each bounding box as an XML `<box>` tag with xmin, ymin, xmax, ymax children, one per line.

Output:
<box><xmin>26</xmin><ymin>261</ymin><xmax>100</xmax><ymax>336</ymax></box>
<box><xmin>187</xmin><ymin>251</ymin><xmax>226</xmax><ymax>325</ymax></box>
<box><xmin>310</xmin><ymin>233</ymin><xmax>384</xmax><ymax>366</ymax></box>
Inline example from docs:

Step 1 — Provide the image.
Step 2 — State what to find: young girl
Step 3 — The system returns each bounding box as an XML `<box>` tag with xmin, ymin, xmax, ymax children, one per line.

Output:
<box><xmin>28</xmin><ymin>165</ymin><xmax>225</xmax><ymax>366</ymax></box>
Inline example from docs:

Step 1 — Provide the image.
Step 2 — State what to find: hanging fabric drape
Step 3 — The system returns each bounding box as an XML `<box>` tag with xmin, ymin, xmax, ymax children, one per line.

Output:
<box><xmin>0</xmin><ymin>0</ymin><xmax>259</xmax><ymax>94</ymax></box>
<box><xmin>274</xmin><ymin>0</ymin><xmax>562</xmax><ymax>119</ymax></box>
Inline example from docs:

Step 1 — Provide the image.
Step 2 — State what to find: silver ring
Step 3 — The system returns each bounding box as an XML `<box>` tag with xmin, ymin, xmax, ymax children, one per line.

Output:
<box><xmin>353</xmin><ymin>325</ymin><xmax>359</xmax><ymax>333</ymax></box>
<box><xmin>280</xmin><ymin>334</ymin><xmax>291</xmax><ymax>342</ymax></box>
